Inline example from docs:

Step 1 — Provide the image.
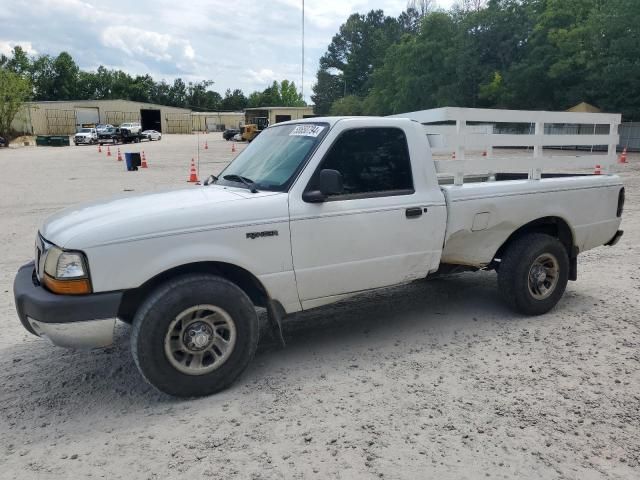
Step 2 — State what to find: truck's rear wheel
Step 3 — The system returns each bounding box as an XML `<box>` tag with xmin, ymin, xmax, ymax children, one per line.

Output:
<box><xmin>131</xmin><ymin>274</ymin><xmax>259</xmax><ymax>397</ymax></box>
<box><xmin>498</xmin><ymin>233</ymin><xmax>569</xmax><ymax>315</ymax></box>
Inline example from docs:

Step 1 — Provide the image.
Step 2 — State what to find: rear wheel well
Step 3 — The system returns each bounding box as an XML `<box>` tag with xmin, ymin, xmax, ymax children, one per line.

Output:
<box><xmin>494</xmin><ymin>216</ymin><xmax>576</xmax><ymax>264</ymax></box>
<box><xmin>118</xmin><ymin>262</ymin><xmax>269</xmax><ymax>323</ymax></box>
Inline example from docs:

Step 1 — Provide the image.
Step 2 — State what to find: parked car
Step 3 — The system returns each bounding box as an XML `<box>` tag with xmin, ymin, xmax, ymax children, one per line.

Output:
<box><xmin>120</xmin><ymin>122</ymin><xmax>142</xmax><ymax>134</ymax></box>
<box><xmin>223</xmin><ymin>128</ymin><xmax>240</xmax><ymax>140</ymax></box>
<box><xmin>120</xmin><ymin>128</ymin><xmax>143</xmax><ymax>144</ymax></box>
<box><xmin>12</xmin><ymin>115</ymin><xmax>625</xmax><ymax>398</ymax></box>
<box><xmin>97</xmin><ymin>127</ymin><xmax>120</xmax><ymax>145</ymax></box>
<box><xmin>232</xmin><ymin>133</ymin><xmax>242</xmax><ymax>142</ymax></box>
<box><xmin>96</xmin><ymin>124</ymin><xmax>114</xmax><ymax>134</ymax></box>
<box><xmin>142</xmin><ymin>130</ymin><xmax>162</xmax><ymax>141</ymax></box>
<box><xmin>74</xmin><ymin>128</ymin><xmax>97</xmax><ymax>145</ymax></box>
<box><xmin>0</xmin><ymin>136</ymin><xmax>6</xmax><ymax>147</ymax></box>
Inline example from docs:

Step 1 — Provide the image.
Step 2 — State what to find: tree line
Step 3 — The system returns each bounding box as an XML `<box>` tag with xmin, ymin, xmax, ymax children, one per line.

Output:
<box><xmin>0</xmin><ymin>48</ymin><xmax>305</xmax><ymax>112</ymax></box>
<box><xmin>312</xmin><ymin>0</ymin><xmax>640</xmax><ymax>120</ymax></box>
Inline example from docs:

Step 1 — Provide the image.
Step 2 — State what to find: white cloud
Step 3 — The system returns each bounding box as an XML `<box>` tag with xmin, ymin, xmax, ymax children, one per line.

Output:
<box><xmin>2</xmin><ymin>0</ymin><xmax>458</xmax><ymax>101</ymax></box>
<box><xmin>248</xmin><ymin>68</ymin><xmax>277</xmax><ymax>85</ymax></box>
<box><xmin>184</xmin><ymin>44</ymin><xmax>195</xmax><ymax>60</ymax></box>
<box><xmin>100</xmin><ymin>26</ymin><xmax>194</xmax><ymax>65</ymax></box>
<box><xmin>0</xmin><ymin>41</ymin><xmax>38</xmax><ymax>56</ymax></box>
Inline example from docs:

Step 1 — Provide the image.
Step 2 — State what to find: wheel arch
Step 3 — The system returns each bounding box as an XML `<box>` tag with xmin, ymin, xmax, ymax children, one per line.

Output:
<box><xmin>118</xmin><ymin>261</ymin><xmax>270</xmax><ymax>322</ymax></box>
<box><xmin>493</xmin><ymin>216</ymin><xmax>577</xmax><ymax>279</ymax></box>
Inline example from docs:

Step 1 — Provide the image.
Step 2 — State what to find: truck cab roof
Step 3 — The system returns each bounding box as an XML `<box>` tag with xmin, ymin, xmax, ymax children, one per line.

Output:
<box><xmin>270</xmin><ymin>116</ymin><xmax>416</xmax><ymax>129</ymax></box>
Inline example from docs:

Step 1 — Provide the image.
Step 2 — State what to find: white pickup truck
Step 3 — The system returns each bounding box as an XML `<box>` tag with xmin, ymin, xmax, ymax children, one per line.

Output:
<box><xmin>13</xmin><ymin>114</ymin><xmax>625</xmax><ymax>397</ymax></box>
<box><xmin>73</xmin><ymin>127</ymin><xmax>97</xmax><ymax>145</ymax></box>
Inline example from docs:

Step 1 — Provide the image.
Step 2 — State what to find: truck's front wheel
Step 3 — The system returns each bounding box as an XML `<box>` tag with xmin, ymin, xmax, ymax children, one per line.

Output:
<box><xmin>131</xmin><ymin>274</ymin><xmax>259</xmax><ymax>397</ymax></box>
<box><xmin>498</xmin><ymin>233</ymin><xmax>569</xmax><ymax>315</ymax></box>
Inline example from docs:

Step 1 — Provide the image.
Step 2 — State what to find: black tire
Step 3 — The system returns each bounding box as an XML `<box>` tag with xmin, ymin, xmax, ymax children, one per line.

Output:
<box><xmin>131</xmin><ymin>274</ymin><xmax>259</xmax><ymax>397</ymax></box>
<box><xmin>498</xmin><ymin>233</ymin><xmax>569</xmax><ymax>315</ymax></box>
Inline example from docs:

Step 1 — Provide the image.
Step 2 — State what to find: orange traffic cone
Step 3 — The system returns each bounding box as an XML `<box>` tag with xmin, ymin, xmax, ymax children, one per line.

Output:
<box><xmin>619</xmin><ymin>147</ymin><xmax>628</xmax><ymax>164</ymax></box>
<box><xmin>98</xmin><ymin>144</ymin><xmax>102</xmax><ymax>153</ymax></box>
<box><xmin>204</xmin><ymin>141</ymin><xmax>208</xmax><ymax>150</ymax></box>
<box><xmin>117</xmin><ymin>148</ymin><xmax>122</xmax><ymax>162</ymax></box>
<box><xmin>106</xmin><ymin>146</ymin><xmax>111</xmax><ymax>157</ymax></box>
<box><xmin>594</xmin><ymin>164</ymin><xmax>602</xmax><ymax>175</ymax></box>
<box><xmin>232</xmin><ymin>142</ymin><xmax>236</xmax><ymax>153</ymax></box>
<box><xmin>482</xmin><ymin>150</ymin><xmax>487</xmax><ymax>157</ymax></box>
<box><xmin>452</xmin><ymin>151</ymin><xmax>456</xmax><ymax>159</ymax></box>
<box><xmin>187</xmin><ymin>158</ymin><xmax>199</xmax><ymax>183</ymax></box>
<box><xmin>141</xmin><ymin>151</ymin><xmax>148</xmax><ymax>168</ymax></box>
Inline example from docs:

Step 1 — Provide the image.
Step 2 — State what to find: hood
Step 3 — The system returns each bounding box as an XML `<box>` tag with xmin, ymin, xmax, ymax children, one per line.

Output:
<box><xmin>75</xmin><ymin>132</ymin><xmax>93</xmax><ymax>136</ymax></box>
<box><xmin>41</xmin><ymin>185</ymin><xmax>286</xmax><ymax>249</ymax></box>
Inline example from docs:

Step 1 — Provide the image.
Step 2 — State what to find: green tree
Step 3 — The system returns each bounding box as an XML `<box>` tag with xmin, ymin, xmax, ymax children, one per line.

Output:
<box><xmin>30</xmin><ymin>54</ymin><xmax>55</xmax><ymax>100</ymax></box>
<box><xmin>247</xmin><ymin>90</ymin><xmax>264</xmax><ymax>108</ymax></box>
<box><xmin>312</xmin><ymin>10</ymin><xmax>404</xmax><ymax>113</ymax></box>
<box><xmin>330</xmin><ymin>95</ymin><xmax>365</xmax><ymax>115</ymax></box>
<box><xmin>186</xmin><ymin>80</ymin><xmax>215</xmax><ymax>110</ymax></box>
<box><xmin>365</xmin><ymin>12</ymin><xmax>461</xmax><ymax>115</ymax></box>
<box><xmin>0</xmin><ymin>68</ymin><xmax>32</xmax><ymax>139</ymax></box>
<box><xmin>221</xmin><ymin>89</ymin><xmax>247</xmax><ymax>110</ymax></box>
<box><xmin>582</xmin><ymin>0</ymin><xmax>640</xmax><ymax>119</ymax></box>
<box><xmin>51</xmin><ymin>52</ymin><xmax>79</xmax><ymax>100</ymax></box>
<box><xmin>204</xmin><ymin>90</ymin><xmax>223</xmax><ymax>110</ymax></box>
<box><xmin>279</xmin><ymin>80</ymin><xmax>305</xmax><ymax>106</ymax></box>
<box><xmin>311</xmin><ymin>69</ymin><xmax>343</xmax><ymax>114</ymax></box>
<box><xmin>129</xmin><ymin>74</ymin><xmax>156</xmax><ymax>103</ymax></box>
<box><xmin>5</xmin><ymin>46</ymin><xmax>31</xmax><ymax>75</ymax></box>
<box><xmin>246</xmin><ymin>80</ymin><xmax>305</xmax><ymax>108</ymax></box>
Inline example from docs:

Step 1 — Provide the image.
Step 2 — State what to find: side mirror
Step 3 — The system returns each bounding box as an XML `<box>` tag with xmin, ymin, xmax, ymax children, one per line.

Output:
<box><xmin>302</xmin><ymin>169</ymin><xmax>344</xmax><ymax>203</ymax></box>
<box><xmin>319</xmin><ymin>169</ymin><xmax>343</xmax><ymax>196</ymax></box>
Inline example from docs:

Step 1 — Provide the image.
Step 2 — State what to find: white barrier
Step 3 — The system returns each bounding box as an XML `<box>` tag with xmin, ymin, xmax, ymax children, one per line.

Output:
<box><xmin>390</xmin><ymin>107</ymin><xmax>622</xmax><ymax>185</ymax></box>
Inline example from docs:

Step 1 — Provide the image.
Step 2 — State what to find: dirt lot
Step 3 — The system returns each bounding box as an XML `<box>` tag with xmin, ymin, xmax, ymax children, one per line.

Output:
<box><xmin>0</xmin><ymin>135</ymin><xmax>638</xmax><ymax>479</ymax></box>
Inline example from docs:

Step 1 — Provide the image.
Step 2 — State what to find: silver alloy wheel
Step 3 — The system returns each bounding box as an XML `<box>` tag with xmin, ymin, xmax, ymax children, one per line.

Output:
<box><xmin>528</xmin><ymin>253</ymin><xmax>560</xmax><ymax>300</ymax></box>
<box><xmin>164</xmin><ymin>304</ymin><xmax>237</xmax><ymax>375</ymax></box>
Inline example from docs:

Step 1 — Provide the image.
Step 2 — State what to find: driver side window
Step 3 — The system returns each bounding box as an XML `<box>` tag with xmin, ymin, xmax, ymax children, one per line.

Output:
<box><xmin>310</xmin><ymin>127</ymin><xmax>414</xmax><ymax>199</ymax></box>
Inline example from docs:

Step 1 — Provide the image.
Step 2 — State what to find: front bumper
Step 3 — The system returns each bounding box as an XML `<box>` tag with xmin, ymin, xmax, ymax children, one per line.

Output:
<box><xmin>13</xmin><ymin>262</ymin><xmax>123</xmax><ymax>349</ymax></box>
<box><xmin>74</xmin><ymin>137</ymin><xmax>93</xmax><ymax>144</ymax></box>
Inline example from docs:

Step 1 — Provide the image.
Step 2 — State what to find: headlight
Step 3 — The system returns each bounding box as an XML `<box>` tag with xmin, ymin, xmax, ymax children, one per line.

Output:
<box><xmin>42</xmin><ymin>247</ymin><xmax>92</xmax><ymax>295</ymax></box>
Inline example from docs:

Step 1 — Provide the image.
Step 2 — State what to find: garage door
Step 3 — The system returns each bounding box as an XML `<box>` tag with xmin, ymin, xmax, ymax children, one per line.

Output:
<box><xmin>75</xmin><ymin>107</ymin><xmax>100</xmax><ymax>130</ymax></box>
<box><xmin>275</xmin><ymin>115</ymin><xmax>292</xmax><ymax>123</ymax></box>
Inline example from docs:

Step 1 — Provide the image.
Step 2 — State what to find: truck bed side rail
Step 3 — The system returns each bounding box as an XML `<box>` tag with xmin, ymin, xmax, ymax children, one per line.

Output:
<box><xmin>389</xmin><ymin>107</ymin><xmax>622</xmax><ymax>185</ymax></box>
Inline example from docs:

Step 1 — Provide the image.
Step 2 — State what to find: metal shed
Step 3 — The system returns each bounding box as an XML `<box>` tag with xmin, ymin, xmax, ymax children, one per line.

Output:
<box><xmin>11</xmin><ymin>99</ymin><xmax>193</xmax><ymax>135</ymax></box>
<box><xmin>244</xmin><ymin>106</ymin><xmax>315</xmax><ymax>130</ymax></box>
<box><xmin>191</xmin><ymin>112</ymin><xmax>244</xmax><ymax>132</ymax></box>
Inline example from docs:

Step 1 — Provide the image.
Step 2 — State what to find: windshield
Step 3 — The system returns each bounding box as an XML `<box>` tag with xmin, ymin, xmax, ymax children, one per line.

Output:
<box><xmin>217</xmin><ymin>123</ymin><xmax>328</xmax><ymax>192</ymax></box>
<box><xmin>79</xmin><ymin>128</ymin><xmax>91</xmax><ymax>133</ymax></box>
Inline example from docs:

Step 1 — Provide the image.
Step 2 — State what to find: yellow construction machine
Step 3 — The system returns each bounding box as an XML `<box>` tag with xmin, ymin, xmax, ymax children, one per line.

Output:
<box><xmin>241</xmin><ymin>124</ymin><xmax>260</xmax><ymax>142</ymax></box>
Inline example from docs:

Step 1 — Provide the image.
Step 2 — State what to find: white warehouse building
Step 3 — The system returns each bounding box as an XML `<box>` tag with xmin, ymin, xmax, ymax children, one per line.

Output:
<box><xmin>11</xmin><ymin>99</ymin><xmax>193</xmax><ymax>135</ymax></box>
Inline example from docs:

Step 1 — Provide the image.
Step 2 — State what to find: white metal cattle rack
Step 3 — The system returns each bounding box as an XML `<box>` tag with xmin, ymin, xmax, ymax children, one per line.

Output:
<box><xmin>390</xmin><ymin>107</ymin><xmax>622</xmax><ymax>185</ymax></box>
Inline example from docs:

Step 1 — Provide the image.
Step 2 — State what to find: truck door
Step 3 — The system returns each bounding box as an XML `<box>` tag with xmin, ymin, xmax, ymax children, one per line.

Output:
<box><xmin>288</xmin><ymin>123</ymin><xmax>447</xmax><ymax>308</ymax></box>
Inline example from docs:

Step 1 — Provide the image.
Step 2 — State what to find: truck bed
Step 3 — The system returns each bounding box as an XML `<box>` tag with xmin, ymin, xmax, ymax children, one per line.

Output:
<box><xmin>439</xmin><ymin>174</ymin><xmax>623</xmax><ymax>267</ymax></box>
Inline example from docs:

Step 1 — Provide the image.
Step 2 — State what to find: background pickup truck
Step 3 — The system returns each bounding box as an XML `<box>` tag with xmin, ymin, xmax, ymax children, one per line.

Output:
<box><xmin>13</xmin><ymin>111</ymin><xmax>625</xmax><ymax>397</ymax></box>
<box><xmin>97</xmin><ymin>127</ymin><xmax>142</xmax><ymax>145</ymax></box>
<box><xmin>73</xmin><ymin>128</ymin><xmax>97</xmax><ymax>145</ymax></box>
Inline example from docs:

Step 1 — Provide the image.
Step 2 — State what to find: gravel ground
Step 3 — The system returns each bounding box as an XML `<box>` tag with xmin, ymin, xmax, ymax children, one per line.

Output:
<box><xmin>0</xmin><ymin>135</ymin><xmax>638</xmax><ymax>479</ymax></box>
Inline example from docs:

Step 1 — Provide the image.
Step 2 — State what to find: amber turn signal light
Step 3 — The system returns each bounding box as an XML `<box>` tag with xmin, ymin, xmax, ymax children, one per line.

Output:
<box><xmin>43</xmin><ymin>274</ymin><xmax>92</xmax><ymax>295</ymax></box>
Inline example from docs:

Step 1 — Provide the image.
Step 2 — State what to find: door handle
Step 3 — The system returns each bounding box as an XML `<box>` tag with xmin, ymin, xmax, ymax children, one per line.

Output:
<box><xmin>405</xmin><ymin>207</ymin><xmax>423</xmax><ymax>218</ymax></box>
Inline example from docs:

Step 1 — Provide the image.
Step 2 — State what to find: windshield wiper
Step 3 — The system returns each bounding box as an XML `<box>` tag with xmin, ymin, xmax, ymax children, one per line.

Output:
<box><xmin>223</xmin><ymin>174</ymin><xmax>259</xmax><ymax>193</ymax></box>
<box><xmin>203</xmin><ymin>174</ymin><xmax>218</xmax><ymax>186</ymax></box>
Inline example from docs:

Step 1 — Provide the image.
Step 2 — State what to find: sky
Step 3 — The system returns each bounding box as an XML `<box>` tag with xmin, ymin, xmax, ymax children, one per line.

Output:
<box><xmin>0</xmin><ymin>0</ymin><xmax>456</xmax><ymax>102</ymax></box>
